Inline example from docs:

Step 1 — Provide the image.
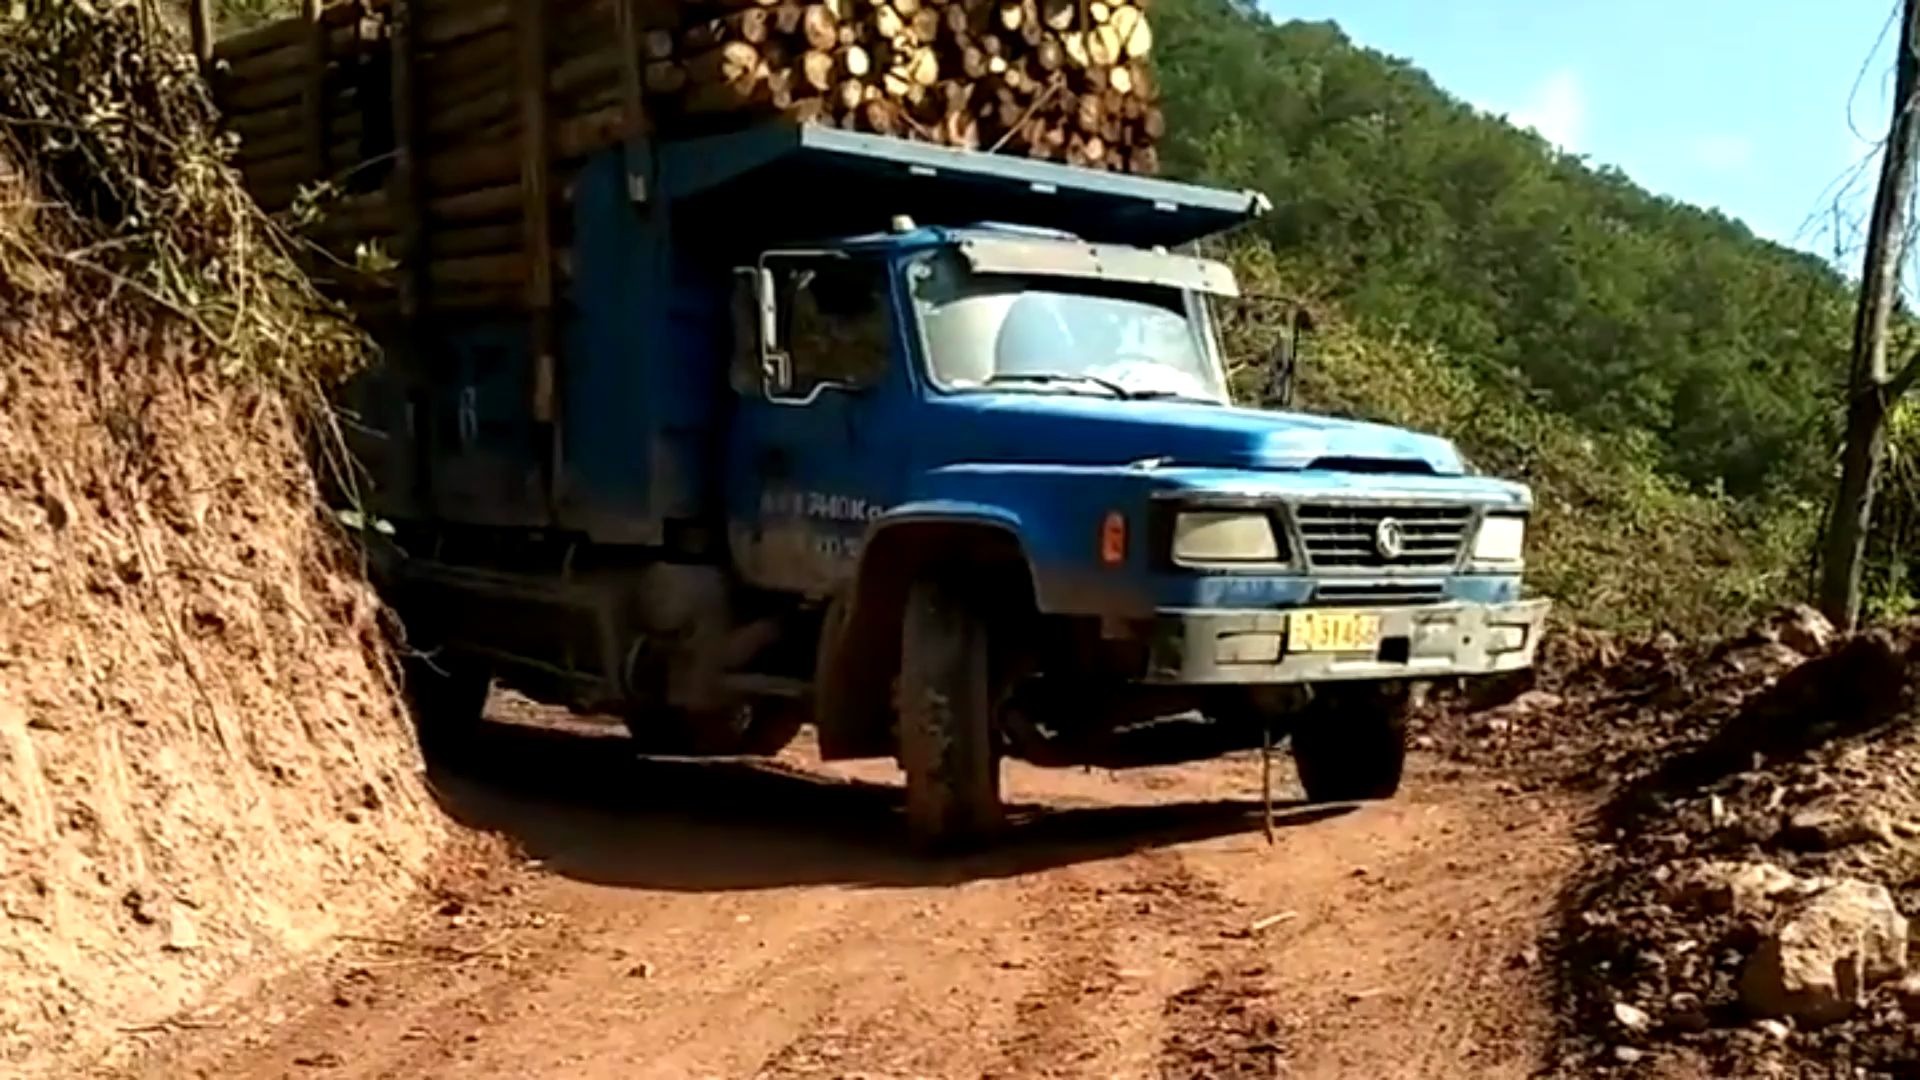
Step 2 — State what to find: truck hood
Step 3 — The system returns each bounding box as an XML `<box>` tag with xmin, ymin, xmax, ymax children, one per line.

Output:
<box><xmin>935</xmin><ymin>393</ymin><xmax>1467</xmax><ymax>475</ymax></box>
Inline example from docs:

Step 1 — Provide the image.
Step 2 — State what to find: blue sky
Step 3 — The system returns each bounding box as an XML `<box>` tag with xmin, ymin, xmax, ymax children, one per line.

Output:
<box><xmin>1264</xmin><ymin>1</ymin><xmax>1901</xmax><ymax>263</ymax></box>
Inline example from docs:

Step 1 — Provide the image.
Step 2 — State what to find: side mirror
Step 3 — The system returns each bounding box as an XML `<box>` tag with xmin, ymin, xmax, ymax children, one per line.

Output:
<box><xmin>755</xmin><ymin>265</ymin><xmax>793</xmax><ymax>395</ymax></box>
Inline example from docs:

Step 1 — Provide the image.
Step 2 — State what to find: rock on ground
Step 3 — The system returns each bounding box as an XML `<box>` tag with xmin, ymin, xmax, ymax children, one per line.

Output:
<box><xmin>1739</xmin><ymin>878</ymin><xmax>1909</xmax><ymax>1026</ymax></box>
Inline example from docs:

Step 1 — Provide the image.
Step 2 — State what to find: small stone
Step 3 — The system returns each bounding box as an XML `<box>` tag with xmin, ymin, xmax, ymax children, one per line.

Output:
<box><xmin>1779</xmin><ymin>806</ymin><xmax>1894</xmax><ymax>852</ymax></box>
<box><xmin>1612</xmin><ymin>1045</ymin><xmax>1645</xmax><ymax>1064</ymax></box>
<box><xmin>1668</xmin><ymin>992</ymin><xmax>1710</xmax><ymax>1034</ymax></box>
<box><xmin>626</xmin><ymin>961</ymin><xmax>656</xmax><ymax>979</ymax></box>
<box><xmin>1510</xmin><ymin>690</ymin><xmax>1565</xmax><ymax>713</ymax></box>
<box><xmin>1613</xmin><ymin>1001</ymin><xmax>1652</xmax><ymax>1034</ymax></box>
<box><xmin>1892</xmin><ymin>972</ymin><xmax>1920</xmax><ymax>1014</ymax></box>
<box><xmin>1766</xmin><ymin>604</ymin><xmax>1835</xmax><ymax>656</ymax></box>
<box><xmin>1755</xmin><ymin>1018</ymin><xmax>1791</xmax><ymax>1040</ymax></box>
<box><xmin>164</xmin><ymin>906</ymin><xmax>201</xmax><ymax>952</ymax></box>
<box><xmin>1672</xmin><ymin>860</ymin><xmax>1808</xmax><ymax>916</ymax></box>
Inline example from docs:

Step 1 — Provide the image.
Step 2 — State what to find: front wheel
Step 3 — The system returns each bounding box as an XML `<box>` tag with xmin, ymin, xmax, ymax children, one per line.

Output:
<box><xmin>898</xmin><ymin>579</ymin><xmax>1003</xmax><ymax>850</ymax></box>
<box><xmin>1290</xmin><ymin>682</ymin><xmax>1410</xmax><ymax>802</ymax></box>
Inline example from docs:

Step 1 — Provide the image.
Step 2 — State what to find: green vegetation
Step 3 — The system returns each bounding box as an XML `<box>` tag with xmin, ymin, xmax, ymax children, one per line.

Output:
<box><xmin>1158</xmin><ymin>0</ymin><xmax>1853</xmax><ymax>499</ymax></box>
<box><xmin>1156</xmin><ymin>0</ymin><xmax>1860</xmax><ymax>632</ymax></box>
<box><xmin>1217</xmin><ymin>245</ymin><xmax>1816</xmax><ymax>634</ymax></box>
<box><xmin>1</xmin><ymin>3</ymin><xmax>357</xmax><ymax>392</ymax></box>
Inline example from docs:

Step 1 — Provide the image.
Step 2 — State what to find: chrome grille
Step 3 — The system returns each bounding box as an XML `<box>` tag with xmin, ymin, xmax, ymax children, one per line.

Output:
<box><xmin>1314</xmin><ymin>580</ymin><xmax>1448</xmax><ymax>606</ymax></box>
<box><xmin>1293</xmin><ymin>503</ymin><xmax>1473</xmax><ymax>570</ymax></box>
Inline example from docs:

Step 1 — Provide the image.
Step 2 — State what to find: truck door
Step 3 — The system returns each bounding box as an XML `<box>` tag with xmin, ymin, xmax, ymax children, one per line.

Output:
<box><xmin>726</xmin><ymin>253</ymin><xmax>907</xmax><ymax>598</ymax></box>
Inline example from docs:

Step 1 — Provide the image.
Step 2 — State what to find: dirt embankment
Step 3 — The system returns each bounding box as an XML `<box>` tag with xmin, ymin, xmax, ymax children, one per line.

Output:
<box><xmin>0</xmin><ymin>9</ymin><xmax>443</xmax><ymax>1075</ymax></box>
<box><xmin>1423</xmin><ymin>609</ymin><xmax>1920</xmax><ymax>1078</ymax></box>
<box><xmin>0</xmin><ymin>330</ymin><xmax>443</xmax><ymax>1075</ymax></box>
<box><xmin>1554</xmin><ymin>622</ymin><xmax>1920</xmax><ymax>1079</ymax></box>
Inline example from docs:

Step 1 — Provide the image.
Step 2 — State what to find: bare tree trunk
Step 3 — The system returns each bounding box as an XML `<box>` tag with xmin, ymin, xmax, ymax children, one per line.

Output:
<box><xmin>1820</xmin><ymin>0</ymin><xmax>1920</xmax><ymax>630</ymax></box>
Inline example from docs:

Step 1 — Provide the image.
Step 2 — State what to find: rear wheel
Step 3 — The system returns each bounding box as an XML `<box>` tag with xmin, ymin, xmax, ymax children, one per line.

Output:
<box><xmin>898</xmin><ymin>578</ymin><xmax>1003</xmax><ymax>850</ymax></box>
<box><xmin>400</xmin><ymin>650</ymin><xmax>491</xmax><ymax>755</ymax></box>
<box><xmin>1290</xmin><ymin>682</ymin><xmax>1410</xmax><ymax>802</ymax></box>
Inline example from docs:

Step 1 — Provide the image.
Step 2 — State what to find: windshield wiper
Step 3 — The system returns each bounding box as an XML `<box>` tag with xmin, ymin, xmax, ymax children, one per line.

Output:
<box><xmin>985</xmin><ymin>372</ymin><xmax>1136</xmax><ymax>399</ymax></box>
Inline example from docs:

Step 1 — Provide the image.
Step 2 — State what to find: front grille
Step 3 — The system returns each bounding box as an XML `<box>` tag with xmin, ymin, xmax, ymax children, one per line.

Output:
<box><xmin>1293</xmin><ymin>503</ymin><xmax>1473</xmax><ymax>570</ymax></box>
<box><xmin>1314</xmin><ymin>580</ymin><xmax>1448</xmax><ymax>606</ymax></box>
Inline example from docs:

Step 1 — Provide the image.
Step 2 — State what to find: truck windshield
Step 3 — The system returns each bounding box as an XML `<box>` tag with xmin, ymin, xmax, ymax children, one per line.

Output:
<box><xmin>908</xmin><ymin>249</ymin><xmax>1226</xmax><ymax>402</ymax></box>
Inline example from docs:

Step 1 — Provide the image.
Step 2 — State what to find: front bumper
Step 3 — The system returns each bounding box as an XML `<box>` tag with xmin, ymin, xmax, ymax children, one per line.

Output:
<box><xmin>1143</xmin><ymin>599</ymin><xmax>1551</xmax><ymax>685</ymax></box>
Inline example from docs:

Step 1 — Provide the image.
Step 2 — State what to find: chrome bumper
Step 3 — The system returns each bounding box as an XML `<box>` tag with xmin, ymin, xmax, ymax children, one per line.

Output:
<box><xmin>1143</xmin><ymin>599</ymin><xmax>1551</xmax><ymax>685</ymax></box>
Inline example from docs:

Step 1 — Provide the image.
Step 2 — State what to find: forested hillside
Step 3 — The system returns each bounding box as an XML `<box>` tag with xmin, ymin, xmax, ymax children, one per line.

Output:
<box><xmin>1154</xmin><ymin>0</ymin><xmax>1887</xmax><ymax>629</ymax></box>
<box><xmin>1157</xmin><ymin>0</ymin><xmax>1854</xmax><ymax>500</ymax></box>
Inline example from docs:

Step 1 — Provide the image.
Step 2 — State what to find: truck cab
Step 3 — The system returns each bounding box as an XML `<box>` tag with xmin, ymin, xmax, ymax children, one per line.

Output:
<box><xmin>346</xmin><ymin>123</ymin><xmax>1547</xmax><ymax>848</ymax></box>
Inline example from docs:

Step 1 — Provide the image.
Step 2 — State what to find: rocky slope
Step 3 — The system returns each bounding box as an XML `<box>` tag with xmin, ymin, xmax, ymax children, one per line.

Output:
<box><xmin>1422</xmin><ymin>609</ymin><xmax>1920</xmax><ymax>1078</ymax></box>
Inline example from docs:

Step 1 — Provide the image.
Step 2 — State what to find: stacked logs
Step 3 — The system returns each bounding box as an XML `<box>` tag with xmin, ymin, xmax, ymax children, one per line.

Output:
<box><xmin>213</xmin><ymin>1</ymin><xmax>388</xmax><ymax>211</ymax></box>
<box><xmin>207</xmin><ymin>0</ymin><xmax>1163</xmax><ymax>311</ymax></box>
<box><xmin>644</xmin><ymin>0</ymin><xmax>1163</xmax><ymax>171</ymax></box>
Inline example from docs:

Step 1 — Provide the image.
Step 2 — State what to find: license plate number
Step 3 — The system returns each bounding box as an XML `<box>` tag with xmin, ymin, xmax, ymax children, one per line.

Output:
<box><xmin>1288</xmin><ymin>610</ymin><xmax>1383</xmax><ymax>653</ymax></box>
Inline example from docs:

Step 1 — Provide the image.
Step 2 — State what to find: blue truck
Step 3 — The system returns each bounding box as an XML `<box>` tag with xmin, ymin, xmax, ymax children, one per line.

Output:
<box><xmin>336</xmin><ymin>123</ymin><xmax>1548</xmax><ymax>847</ymax></box>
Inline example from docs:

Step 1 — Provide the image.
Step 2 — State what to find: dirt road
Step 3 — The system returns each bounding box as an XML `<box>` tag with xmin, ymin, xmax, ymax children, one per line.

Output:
<box><xmin>104</xmin><ymin>702</ymin><xmax>1588</xmax><ymax>1080</ymax></box>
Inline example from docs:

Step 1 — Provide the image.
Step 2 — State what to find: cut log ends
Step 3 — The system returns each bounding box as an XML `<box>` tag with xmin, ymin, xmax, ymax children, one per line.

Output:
<box><xmin>214</xmin><ymin>0</ymin><xmax>1170</xmax><ymax>294</ymax></box>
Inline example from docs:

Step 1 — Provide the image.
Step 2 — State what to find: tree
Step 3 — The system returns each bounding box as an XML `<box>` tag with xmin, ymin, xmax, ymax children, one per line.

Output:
<box><xmin>1154</xmin><ymin>0</ymin><xmax>1854</xmax><ymax>506</ymax></box>
<box><xmin>1819</xmin><ymin>0</ymin><xmax>1920</xmax><ymax>630</ymax></box>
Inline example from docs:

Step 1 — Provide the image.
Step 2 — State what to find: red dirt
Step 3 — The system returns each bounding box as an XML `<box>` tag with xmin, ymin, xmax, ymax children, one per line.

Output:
<box><xmin>99</xmin><ymin>700</ymin><xmax>1588</xmax><ymax>1079</ymax></box>
<box><xmin>0</xmin><ymin>330</ymin><xmax>441</xmax><ymax>1076</ymax></box>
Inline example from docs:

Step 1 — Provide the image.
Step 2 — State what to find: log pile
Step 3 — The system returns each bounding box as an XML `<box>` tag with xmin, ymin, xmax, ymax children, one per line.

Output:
<box><xmin>206</xmin><ymin>0</ymin><xmax>1164</xmax><ymax>312</ymax></box>
<box><xmin>641</xmin><ymin>0</ymin><xmax>1163</xmax><ymax>170</ymax></box>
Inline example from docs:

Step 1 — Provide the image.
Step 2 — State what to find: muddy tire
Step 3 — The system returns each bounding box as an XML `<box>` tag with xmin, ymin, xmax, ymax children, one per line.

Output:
<box><xmin>1290</xmin><ymin>682</ymin><xmax>1410</xmax><ymax>802</ymax></box>
<box><xmin>898</xmin><ymin>579</ymin><xmax>1003</xmax><ymax>850</ymax></box>
<box><xmin>401</xmin><ymin>650</ymin><xmax>491</xmax><ymax>754</ymax></box>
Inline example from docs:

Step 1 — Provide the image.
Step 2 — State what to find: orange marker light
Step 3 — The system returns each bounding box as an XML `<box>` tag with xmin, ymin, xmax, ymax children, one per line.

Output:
<box><xmin>1099</xmin><ymin>511</ymin><xmax>1127</xmax><ymax>567</ymax></box>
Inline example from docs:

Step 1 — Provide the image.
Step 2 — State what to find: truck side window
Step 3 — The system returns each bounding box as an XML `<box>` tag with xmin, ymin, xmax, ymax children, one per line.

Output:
<box><xmin>772</xmin><ymin>258</ymin><xmax>889</xmax><ymax>396</ymax></box>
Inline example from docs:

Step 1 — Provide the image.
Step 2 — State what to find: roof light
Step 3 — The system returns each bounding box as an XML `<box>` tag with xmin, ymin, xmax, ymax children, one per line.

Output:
<box><xmin>889</xmin><ymin>214</ymin><xmax>916</xmax><ymax>233</ymax></box>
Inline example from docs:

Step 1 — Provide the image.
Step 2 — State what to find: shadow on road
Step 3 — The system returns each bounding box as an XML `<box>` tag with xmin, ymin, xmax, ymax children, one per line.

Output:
<box><xmin>423</xmin><ymin>714</ymin><xmax>1351</xmax><ymax>892</ymax></box>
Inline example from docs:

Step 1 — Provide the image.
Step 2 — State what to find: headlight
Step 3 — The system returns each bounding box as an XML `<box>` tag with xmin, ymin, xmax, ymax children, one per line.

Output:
<box><xmin>1471</xmin><ymin>515</ymin><xmax>1527</xmax><ymax>563</ymax></box>
<box><xmin>1172</xmin><ymin>511</ymin><xmax>1280</xmax><ymax>562</ymax></box>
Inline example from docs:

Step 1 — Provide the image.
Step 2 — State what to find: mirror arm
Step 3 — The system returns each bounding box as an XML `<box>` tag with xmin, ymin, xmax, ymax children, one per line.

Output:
<box><xmin>754</xmin><ymin>263</ymin><xmax>793</xmax><ymax>396</ymax></box>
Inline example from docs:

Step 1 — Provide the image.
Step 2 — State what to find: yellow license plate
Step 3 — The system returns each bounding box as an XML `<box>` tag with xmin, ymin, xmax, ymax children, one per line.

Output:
<box><xmin>1287</xmin><ymin>610</ymin><xmax>1383</xmax><ymax>653</ymax></box>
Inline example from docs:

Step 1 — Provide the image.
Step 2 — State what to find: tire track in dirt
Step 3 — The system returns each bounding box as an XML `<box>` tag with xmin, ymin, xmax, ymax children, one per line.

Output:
<box><xmin>103</xmin><ymin>712</ymin><xmax>1588</xmax><ymax>1080</ymax></box>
